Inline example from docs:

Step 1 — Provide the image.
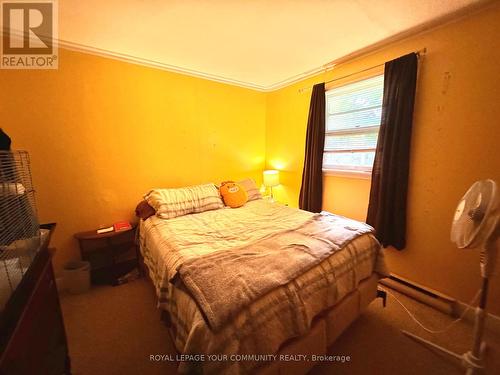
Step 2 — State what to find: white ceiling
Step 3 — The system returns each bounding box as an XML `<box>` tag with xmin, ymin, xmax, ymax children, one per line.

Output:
<box><xmin>58</xmin><ymin>0</ymin><xmax>483</xmax><ymax>90</ymax></box>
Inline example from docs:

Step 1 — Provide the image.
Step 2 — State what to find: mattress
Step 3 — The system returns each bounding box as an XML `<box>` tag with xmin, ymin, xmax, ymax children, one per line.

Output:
<box><xmin>139</xmin><ymin>199</ymin><xmax>388</xmax><ymax>374</ymax></box>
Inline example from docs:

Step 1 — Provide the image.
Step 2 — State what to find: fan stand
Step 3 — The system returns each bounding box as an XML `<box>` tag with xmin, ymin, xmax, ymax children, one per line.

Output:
<box><xmin>402</xmin><ymin>276</ymin><xmax>489</xmax><ymax>375</ymax></box>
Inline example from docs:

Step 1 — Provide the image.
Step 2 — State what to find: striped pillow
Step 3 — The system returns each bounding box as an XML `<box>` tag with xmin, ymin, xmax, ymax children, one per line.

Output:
<box><xmin>238</xmin><ymin>178</ymin><xmax>262</xmax><ymax>201</ymax></box>
<box><xmin>144</xmin><ymin>183</ymin><xmax>224</xmax><ymax>219</ymax></box>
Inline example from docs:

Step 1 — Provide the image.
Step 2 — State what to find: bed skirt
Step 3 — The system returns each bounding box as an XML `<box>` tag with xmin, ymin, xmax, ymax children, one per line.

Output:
<box><xmin>254</xmin><ymin>273</ymin><xmax>379</xmax><ymax>375</ymax></box>
<box><xmin>138</xmin><ymin>241</ymin><xmax>379</xmax><ymax>375</ymax></box>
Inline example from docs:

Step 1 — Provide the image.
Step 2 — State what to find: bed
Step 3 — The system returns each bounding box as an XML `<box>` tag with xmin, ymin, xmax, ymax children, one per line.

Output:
<box><xmin>138</xmin><ymin>197</ymin><xmax>388</xmax><ymax>374</ymax></box>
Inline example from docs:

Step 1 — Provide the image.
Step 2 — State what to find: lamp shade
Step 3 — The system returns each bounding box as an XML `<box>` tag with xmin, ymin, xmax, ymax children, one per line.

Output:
<box><xmin>263</xmin><ymin>170</ymin><xmax>280</xmax><ymax>187</ymax></box>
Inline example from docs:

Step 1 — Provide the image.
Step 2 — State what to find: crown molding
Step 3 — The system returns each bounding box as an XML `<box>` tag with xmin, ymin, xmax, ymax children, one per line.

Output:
<box><xmin>59</xmin><ymin>38</ymin><xmax>335</xmax><ymax>92</ymax></box>
<box><xmin>58</xmin><ymin>39</ymin><xmax>336</xmax><ymax>92</ymax></box>
<box><xmin>268</xmin><ymin>0</ymin><xmax>496</xmax><ymax>92</ymax></box>
<box><xmin>0</xmin><ymin>27</ymin><xmax>269</xmax><ymax>90</ymax></box>
<box><xmin>58</xmin><ymin>39</ymin><xmax>270</xmax><ymax>92</ymax></box>
<box><xmin>3</xmin><ymin>0</ymin><xmax>494</xmax><ymax>92</ymax></box>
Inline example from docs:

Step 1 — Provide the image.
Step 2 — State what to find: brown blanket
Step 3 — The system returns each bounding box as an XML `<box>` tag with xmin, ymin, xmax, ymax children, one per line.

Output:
<box><xmin>173</xmin><ymin>212</ymin><xmax>374</xmax><ymax>331</ymax></box>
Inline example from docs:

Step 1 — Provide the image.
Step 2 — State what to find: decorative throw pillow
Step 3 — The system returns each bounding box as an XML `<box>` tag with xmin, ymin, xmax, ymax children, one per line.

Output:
<box><xmin>144</xmin><ymin>183</ymin><xmax>224</xmax><ymax>219</ymax></box>
<box><xmin>135</xmin><ymin>200</ymin><xmax>156</xmax><ymax>221</ymax></box>
<box><xmin>219</xmin><ymin>181</ymin><xmax>248</xmax><ymax>208</ymax></box>
<box><xmin>238</xmin><ymin>178</ymin><xmax>262</xmax><ymax>201</ymax></box>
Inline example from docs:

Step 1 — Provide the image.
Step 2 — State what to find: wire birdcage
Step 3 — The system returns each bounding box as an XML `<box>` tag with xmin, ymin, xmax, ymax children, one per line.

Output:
<box><xmin>0</xmin><ymin>150</ymin><xmax>41</xmax><ymax>308</ymax></box>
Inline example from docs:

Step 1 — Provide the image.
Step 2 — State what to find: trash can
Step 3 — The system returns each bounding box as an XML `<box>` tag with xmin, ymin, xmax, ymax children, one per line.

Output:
<box><xmin>63</xmin><ymin>261</ymin><xmax>91</xmax><ymax>294</ymax></box>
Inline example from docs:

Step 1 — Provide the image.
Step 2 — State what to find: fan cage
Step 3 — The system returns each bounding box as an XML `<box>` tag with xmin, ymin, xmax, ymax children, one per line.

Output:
<box><xmin>0</xmin><ymin>150</ymin><xmax>41</xmax><ymax>308</ymax></box>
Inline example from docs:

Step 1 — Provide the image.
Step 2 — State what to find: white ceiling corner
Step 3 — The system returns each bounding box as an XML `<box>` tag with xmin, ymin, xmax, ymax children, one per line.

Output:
<box><xmin>57</xmin><ymin>0</ymin><xmax>485</xmax><ymax>91</ymax></box>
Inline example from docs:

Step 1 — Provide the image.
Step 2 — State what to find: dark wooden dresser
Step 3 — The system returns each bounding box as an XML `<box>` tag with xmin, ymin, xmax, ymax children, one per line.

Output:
<box><xmin>0</xmin><ymin>228</ymin><xmax>71</xmax><ymax>374</ymax></box>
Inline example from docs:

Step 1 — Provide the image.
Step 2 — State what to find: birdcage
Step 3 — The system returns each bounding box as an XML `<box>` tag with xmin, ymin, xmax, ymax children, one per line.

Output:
<box><xmin>0</xmin><ymin>150</ymin><xmax>41</xmax><ymax>308</ymax></box>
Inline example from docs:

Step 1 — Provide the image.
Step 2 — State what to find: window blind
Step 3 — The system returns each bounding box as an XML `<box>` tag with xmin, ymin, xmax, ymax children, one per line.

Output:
<box><xmin>324</xmin><ymin>74</ymin><xmax>384</xmax><ymax>172</ymax></box>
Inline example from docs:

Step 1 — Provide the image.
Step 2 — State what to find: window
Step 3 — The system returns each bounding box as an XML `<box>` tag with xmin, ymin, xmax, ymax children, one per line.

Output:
<box><xmin>324</xmin><ymin>74</ymin><xmax>384</xmax><ymax>175</ymax></box>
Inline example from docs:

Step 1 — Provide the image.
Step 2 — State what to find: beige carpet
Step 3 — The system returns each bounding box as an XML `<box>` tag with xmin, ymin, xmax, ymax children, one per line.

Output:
<box><xmin>60</xmin><ymin>278</ymin><xmax>500</xmax><ymax>375</ymax></box>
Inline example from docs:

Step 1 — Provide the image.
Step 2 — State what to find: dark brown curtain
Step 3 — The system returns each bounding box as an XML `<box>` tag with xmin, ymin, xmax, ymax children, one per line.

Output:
<box><xmin>366</xmin><ymin>53</ymin><xmax>418</xmax><ymax>249</ymax></box>
<box><xmin>299</xmin><ymin>83</ymin><xmax>325</xmax><ymax>212</ymax></box>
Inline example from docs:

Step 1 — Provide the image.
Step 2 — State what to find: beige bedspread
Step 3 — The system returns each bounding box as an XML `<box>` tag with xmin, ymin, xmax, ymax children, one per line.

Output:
<box><xmin>174</xmin><ymin>212</ymin><xmax>375</xmax><ymax>331</ymax></box>
<box><xmin>140</xmin><ymin>200</ymin><xmax>388</xmax><ymax>374</ymax></box>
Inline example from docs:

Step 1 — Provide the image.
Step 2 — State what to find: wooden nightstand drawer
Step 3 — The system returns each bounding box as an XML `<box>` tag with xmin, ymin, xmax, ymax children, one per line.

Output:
<box><xmin>74</xmin><ymin>224</ymin><xmax>140</xmax><ymax>285</ymax></box>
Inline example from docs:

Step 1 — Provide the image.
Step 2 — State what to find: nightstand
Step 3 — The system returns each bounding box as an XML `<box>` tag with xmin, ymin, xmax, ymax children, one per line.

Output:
<box><xmin>74</xmin><ymin>224</ymin><xmax>140</xmax><ymax>285</ymax></box>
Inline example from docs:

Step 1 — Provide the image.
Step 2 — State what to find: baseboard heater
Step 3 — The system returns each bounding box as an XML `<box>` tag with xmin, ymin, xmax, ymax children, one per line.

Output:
<box><xmin>380</xmin><ymin>273</ymin><xmax>500</xmax><ymax>336</ymax></box>
<box><xmin>379</xmin><ymin>273</ymin><xmax>457</xmax><ymax>316</ymax></box>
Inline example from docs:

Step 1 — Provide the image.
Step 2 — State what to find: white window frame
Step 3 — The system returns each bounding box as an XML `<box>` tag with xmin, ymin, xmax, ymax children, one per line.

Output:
<box><xmin>323</xmin><ymin>71</ymin><xmax>384</xmax><ymax>179</ymax></box>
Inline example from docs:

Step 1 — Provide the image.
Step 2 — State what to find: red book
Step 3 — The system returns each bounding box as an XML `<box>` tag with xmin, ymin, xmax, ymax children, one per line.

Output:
<box><xmin>114</xmin><ymin>221</ymin><xmax>132</xmax><ymax>232</ymax></box>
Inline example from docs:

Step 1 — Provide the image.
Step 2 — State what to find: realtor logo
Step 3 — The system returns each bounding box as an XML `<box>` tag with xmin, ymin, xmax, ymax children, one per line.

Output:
<box><xmin>1</xmin><ymin>0</ymin><xmax>58</xmax><ymax>69</ymax></box>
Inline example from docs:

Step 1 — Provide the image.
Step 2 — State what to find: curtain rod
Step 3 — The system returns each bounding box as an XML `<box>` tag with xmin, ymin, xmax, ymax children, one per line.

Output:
<box><xmin>298</xmin><ymin>48</ymin><xmax>426</xmax><ymax>93</ymax></box>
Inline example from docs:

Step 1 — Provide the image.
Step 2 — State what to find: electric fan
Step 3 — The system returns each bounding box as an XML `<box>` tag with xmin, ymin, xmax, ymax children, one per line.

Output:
<box><xmin>403</xmin><ymin>179</ymin><xmax>499</xmax><ymax>375</ymax></box>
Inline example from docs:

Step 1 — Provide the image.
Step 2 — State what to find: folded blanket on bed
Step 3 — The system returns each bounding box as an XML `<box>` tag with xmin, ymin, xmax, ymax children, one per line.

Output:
<box><xmin>173</xmin><ymin>212</ymin><xmax>374</xmax><ymax>331</ymax></box>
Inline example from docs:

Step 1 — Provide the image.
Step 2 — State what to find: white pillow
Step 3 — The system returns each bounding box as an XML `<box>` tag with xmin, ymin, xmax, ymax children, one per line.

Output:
<box><xmin>144</xmin><ymin>183</ymin><xmax>224</xmax><ymax>219</ymax></box>
<box><xmin>238</xmin><ymin>178</ymin><xmax>262</xmax><ymax>201</ymax></box>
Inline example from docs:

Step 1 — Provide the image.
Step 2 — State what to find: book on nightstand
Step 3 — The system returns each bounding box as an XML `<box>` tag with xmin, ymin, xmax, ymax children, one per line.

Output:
<box><xmin>113</xmin><ymin>221</ymin><xmax>132</xmax><ymax>232</ymax></box>
<box><xmin>96</xmin><ymin>226</ymin><xmax>114</xmax><ymax>234</ymax></box>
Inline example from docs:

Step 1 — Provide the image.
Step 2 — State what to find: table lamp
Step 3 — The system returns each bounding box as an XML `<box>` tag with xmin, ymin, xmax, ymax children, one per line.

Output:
<box><xmin>263</xmin><ymin>170</ymin><xmax>280</xmax><ymax>201</ymax></box>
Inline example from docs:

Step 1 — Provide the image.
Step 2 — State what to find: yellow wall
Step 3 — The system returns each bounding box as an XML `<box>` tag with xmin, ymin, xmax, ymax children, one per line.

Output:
<box><xmin>0</xmin><ymin>48</ymin><xmax>266</xmax><ymax>271</ymax></box>
<box><xmin>1</xmin><ymin>4</ymin><xmax>499</xmax><ymax>316</ymax></box>
<box><xmin>266</xmin><ymin>4</ymin><xmax>500</xmax><ymax>314</ymax></box>
<box><xmin>322</xmin><ymin>176</ymin><xmax>371</xmax><ymax>222</ymax></box>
